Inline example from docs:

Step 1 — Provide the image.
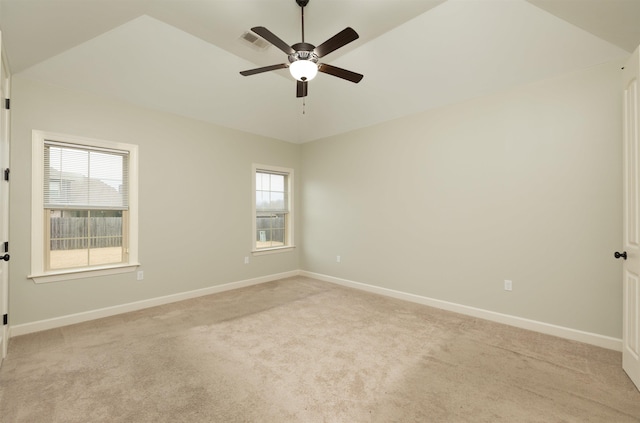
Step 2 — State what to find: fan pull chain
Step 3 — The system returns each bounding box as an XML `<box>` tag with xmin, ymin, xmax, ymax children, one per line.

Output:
<box><xmin>302</xmin><ymin>97</ymin><xmax>306</xmax><ymax>114</ymax></box>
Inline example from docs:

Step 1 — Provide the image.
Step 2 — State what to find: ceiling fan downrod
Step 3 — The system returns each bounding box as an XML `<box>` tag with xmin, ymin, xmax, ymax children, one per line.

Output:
<box><xmin>297</xmin><ymin>0</ymin><xmax>309</xmax><ymax>43</ymax></box>
<box><xmin>291</xmin><ymin>0</ymin><xmax>315</xmax><ymax>57</ymax></box>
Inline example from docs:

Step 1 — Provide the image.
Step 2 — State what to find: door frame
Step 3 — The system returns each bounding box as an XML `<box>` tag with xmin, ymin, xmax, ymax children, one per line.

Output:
<box><xmin>0</xmin><ymin>31</ymin><xmax>10</xmax><ymax>363</ymax></box>
<box><xmin>622</xmin><ymin>45</ymin><xmax>640</xmax><ymax>391</ymax></box>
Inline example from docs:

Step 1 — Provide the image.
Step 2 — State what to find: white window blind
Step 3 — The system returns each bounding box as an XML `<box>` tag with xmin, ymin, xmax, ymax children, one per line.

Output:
<box><xmin>256</xmin><ymin>171</ymin><xmax>288</xmax><ymax>213</ymax></box>
<box><xmin>44</xmin><ymin>142</ymin><xmax>129</xmax><ymax>210</ymax></box>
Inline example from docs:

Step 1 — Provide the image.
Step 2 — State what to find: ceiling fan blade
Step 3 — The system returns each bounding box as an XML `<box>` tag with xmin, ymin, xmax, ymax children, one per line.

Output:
<box><xmin>251</xmin><ymin>26</ymin><xmax>295</xmax><ymax>55</ymax></box>
<box><xmin>296</xmin><ymin>80</ymin><xmax>308</xmax><ymax>98</ymax></box>
<box><xmin>318</xmin><ymin>63</ymin><xmax>363</xmax><ymax>83</ymax></box>
<box><xmin>314</xmin><ymin>27</ymin><xmax>359</xmax><ymax>58</ymax></box>
<box><xmin>240</xmin><ymin>63</ymin><xmax>288</xmax><ymax>76</ymax></box>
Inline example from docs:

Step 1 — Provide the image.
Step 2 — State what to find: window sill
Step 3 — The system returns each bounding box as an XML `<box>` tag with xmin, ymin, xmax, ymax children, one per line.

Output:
<box><xmin>251</xmin><ymin>245</ymin><xmax>296</xmax><ymax>256</ymax></box>
<box><xmin>29</xmin><ymin>263</ymin><xmax>141</xmax><ymax>284</ymax></box>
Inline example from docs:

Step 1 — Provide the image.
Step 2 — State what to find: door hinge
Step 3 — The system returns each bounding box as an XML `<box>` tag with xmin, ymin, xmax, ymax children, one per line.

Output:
<box><xmin>3</xmin><ymin>242</ymin><xmax>7</xmax><ymax>253</ymax></box>
<box><xmin>4</xmin><ymin>98</ymin><xmax>9</xmax><ymax>110</ymax></box>
<box><xmin>2</xmin><ymin>314</ymin><xmax>6</xmax><ymax>326</ymax></box>
<box><xmin>3</xmin><ymin>168</ymin><xmax>9</xmax><ymax>181</ymax></box>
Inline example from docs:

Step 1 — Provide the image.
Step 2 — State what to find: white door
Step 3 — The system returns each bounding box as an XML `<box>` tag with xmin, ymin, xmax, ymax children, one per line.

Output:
<box><xmin>0</xmin><ymin>31</ymin><xmax>9</xmax><ymax>364</ymax></box>
<box><xmin>622</xmin><ymin>45</ymin><xmax>640</xmax><ymax>391</ymax></box>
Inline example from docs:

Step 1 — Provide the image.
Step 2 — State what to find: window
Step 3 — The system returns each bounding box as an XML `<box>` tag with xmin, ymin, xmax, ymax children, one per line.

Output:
<box><xmin>31</xmin><ymin>131</ymin><xmax>139</xmax><ymax>282</ymax></box>
<box><xmin>252</xmin><ymin>164</ymin><xmax>294</xmax><ymax>253</ymax></box>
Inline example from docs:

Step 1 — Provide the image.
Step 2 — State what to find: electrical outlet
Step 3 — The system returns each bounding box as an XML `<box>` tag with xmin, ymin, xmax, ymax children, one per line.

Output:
<box><xmin>137</xmin><ymin>270</ymin><xmax>144</xmax><ymax>281</ymax></box>
<box><xmin>244</xmin><ymin>256</ymin><xmax>249</xmax><ymax>264</ymax></box>
<box><xmin>336</xmin><ymin>255</ymin><xmax>341</xmax><ymax>263</ymax></box>
<box><xmin>504</xmin><ymin>280</ymin><xmax>512</xmax><ymax>291</ymax></box>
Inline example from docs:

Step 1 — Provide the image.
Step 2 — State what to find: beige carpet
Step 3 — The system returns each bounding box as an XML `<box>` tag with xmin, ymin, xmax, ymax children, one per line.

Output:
<box><xmin>0</xmin><ymin>276</ymin><xmax>639</xmax><ymax>422</ymax></box>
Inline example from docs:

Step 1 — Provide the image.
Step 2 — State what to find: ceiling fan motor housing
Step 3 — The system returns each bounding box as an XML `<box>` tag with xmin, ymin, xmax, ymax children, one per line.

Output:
<box><xmin>288</xmin><ymin>43</ymin><xmax>318</xmax><ymax>65</ymax></box>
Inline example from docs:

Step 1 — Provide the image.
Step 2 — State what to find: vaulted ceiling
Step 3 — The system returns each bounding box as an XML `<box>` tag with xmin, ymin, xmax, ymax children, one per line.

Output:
<box><xmin>1</xmin><ymin>0</ymin><xmax>638</xmax><ymax>143</ymax></box>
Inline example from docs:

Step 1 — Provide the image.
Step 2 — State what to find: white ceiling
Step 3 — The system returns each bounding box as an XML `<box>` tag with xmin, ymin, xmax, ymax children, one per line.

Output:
<box><xmin>1</xmin><ymin>0</ymin><xmax>638</xmax><ymax>143</ymax></box>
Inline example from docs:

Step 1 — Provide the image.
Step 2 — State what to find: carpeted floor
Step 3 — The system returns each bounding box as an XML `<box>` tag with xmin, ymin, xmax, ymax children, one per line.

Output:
<box><xmin>0</xmin><ymin>276</ymin><xmax>639</xmax><ymax>422</ymax></box>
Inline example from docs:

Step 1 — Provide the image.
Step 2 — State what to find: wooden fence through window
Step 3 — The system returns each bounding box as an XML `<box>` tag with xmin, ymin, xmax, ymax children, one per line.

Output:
<box><xmin>50</xmin><ymin>217</ymin><xmax>123</xmax><ymax>250</ymax></box>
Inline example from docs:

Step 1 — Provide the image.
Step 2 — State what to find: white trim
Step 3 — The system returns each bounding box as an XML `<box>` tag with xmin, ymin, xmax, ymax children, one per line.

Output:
<box><xmin>252</xmin><ymin>163</ymin><xmax>294</xmax><ymax>252</ymax></box>
<box><xmin>300</xmin><ymin>271</ymin><xmax>623</xmax><ymax>351</ymax></box>
<box><xmin>31</xmin><ymin>133</ymin><xmax>44</xmax><ymax>273</ymax></box>
<box><xmin>30</xmin><ymin>130</ymin><xmax>139</xmax><ymax>279</ymax></box>
<box><xmin>10</xmin><ymin>270</ymin><xmax>299</xmax><ymax>336</ymax></box>
<box><xmin>0</xmin><ymin>32</ymin><xmax>10</xmax><ymax>361</ymax></box>
<box><xmin>251</xmin><ymin>246</ymin><xmax>296</xmax><ymax>256</ymax></box>
<box><xmin>29</xmin><ymin>263</ymin><xmax>140</xmax><ymax>284</ymax></box>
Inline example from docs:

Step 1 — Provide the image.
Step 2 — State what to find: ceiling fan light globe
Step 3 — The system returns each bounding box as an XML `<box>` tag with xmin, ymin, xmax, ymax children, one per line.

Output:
<box><xmin>289</xmin><ymin>60</ymin><xmax>318</xmax><ymax>81</ymax></box>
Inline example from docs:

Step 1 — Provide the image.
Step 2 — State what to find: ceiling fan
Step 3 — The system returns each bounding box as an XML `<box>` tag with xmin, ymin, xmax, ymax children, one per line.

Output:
<box><xmin>239</xmin><ymin>0</ymin><xmax>363</xmax><ymax>98</ymax></box>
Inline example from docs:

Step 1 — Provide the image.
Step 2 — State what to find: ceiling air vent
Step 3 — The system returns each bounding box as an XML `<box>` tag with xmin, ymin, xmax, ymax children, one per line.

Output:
<box><xmin>240</xmin><ymin>31</ymin><xmax>270</xmax><ymax>51</ymax></box>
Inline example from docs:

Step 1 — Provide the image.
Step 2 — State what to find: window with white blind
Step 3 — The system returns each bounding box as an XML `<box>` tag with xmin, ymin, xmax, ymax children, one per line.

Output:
<box><xmin>31</xmin><ymin>131</ymin><xmax>139</xmax><ymax>283</ymax></box>
<box><xmin>252</xmin><ymin>164</ymin><xmax>294</xmax><ymax>253</ymax></box>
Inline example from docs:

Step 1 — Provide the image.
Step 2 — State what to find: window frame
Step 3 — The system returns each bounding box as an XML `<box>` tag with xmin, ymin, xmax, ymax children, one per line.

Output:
<box><xmin>252</xmin><ymin>163</ymin><xmax>294</xmax><ymax>255</ymax></box>
<box><xmin>30</xmin><ymin>130</ymin><xmax>139</xmax><ymax>283</ymax></box>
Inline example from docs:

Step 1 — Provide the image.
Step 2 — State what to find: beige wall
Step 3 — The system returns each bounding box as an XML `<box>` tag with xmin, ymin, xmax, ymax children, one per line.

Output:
<box><xmin>300</xmin><ymin>60</ymin><xmax>624</xmax><ymax>338</ymax></box>
<box><xmin>9</xmin><ymin>58</ymin><xmax>625</xmax><ymax>339</ymax></box>
<box><xmin>9</xmin><ymin>76</ymin><xmax>300</xmax><ymax>325</ymax></box>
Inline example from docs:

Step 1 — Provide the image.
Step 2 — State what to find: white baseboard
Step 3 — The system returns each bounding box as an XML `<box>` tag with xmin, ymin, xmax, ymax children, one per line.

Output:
<box><xmin>300</xmin><ymin>271</ymin><xmax>623</xmax><ymax>352</ymax></box>
<box><xmin>11</xmin><ymin>269</ymin><xmax>623</xmax><ymax>352</ymax></box>
<box><xmin>10</xmin><ymin>270</ymin><xmax>299</xmax><ymax>337</ymax></box>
